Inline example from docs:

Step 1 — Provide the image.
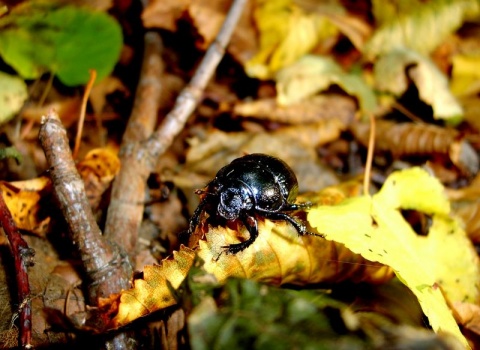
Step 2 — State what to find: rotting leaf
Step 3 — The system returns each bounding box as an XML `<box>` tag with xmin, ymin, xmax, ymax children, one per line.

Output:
<box><xmin>308</xmin><ymin>167</ymin><xmax>477</xmax><ymax>346</ymax></box>
<box><xmin>0</xmin><ymin>3</ymin><xmax>123</xmax><ymax>86</ymax></box>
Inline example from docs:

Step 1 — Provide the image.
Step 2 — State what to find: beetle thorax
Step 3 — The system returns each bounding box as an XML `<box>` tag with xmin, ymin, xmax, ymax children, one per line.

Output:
<box><xmin>218</xmin><ymin>183</ymin><xmax>253</xmax><ymax>220</ymax></box>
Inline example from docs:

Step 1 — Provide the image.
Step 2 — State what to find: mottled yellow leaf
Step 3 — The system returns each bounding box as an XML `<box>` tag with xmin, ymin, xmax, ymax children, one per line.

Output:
<box><xmin>111</xmin><ymin>247</ymin><xmax>196</xmax><ymax>328</ymax></box>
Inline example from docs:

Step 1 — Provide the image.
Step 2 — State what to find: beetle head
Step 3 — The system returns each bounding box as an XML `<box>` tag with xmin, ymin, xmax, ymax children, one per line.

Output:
<box><xmin>218</xmin><ymin>185</ymin><xmax>253</xmax><ymax>220</ymax></box>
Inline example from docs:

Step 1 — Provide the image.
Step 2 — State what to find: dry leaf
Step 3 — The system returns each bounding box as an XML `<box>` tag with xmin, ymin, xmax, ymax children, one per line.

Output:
<box><xmin>141</xmin><ymin>0</ymin><xmax>190</xmax><ymax>31</ymax></box>
<box><xmin>233</xmin><ymin>94</ymin><xmax>356</xmax><ymax>125</ymax></box>
<box><xmin>350</xmin><ymin>120</ymin><xmax>479</xmax><ymax>175</ymax></box>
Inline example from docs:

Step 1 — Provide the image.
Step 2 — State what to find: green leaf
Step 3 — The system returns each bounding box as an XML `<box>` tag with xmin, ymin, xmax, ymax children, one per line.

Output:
<box><xmin>374</xmin><ymin>48</ymin><xmax>463</xmax><ymax>121</ymax></box>
<box><xmin>0</xmin><ymin>71</ymin><xmax>28</xmax><ymax>124</ymax></box>
<box><xmin>275</xmin><ymin>55</ymin><xmax>377</xmax><ymax>113</ymax></box>
<box><xmin>0</xmin><ymin>5</ymin><xmax>122</xmax><ymax>86</ymax></box>
<box><xmin>365</xmin><ymin>0</ymin><xmax>480</xmax><ymax>58</ymax></box>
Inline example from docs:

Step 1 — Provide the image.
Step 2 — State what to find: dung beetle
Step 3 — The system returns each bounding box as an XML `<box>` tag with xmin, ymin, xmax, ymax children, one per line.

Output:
<box><xmin>187</xmin><ymin>153</ymin><xmax>313</xmax><ymax>254</ymax></box>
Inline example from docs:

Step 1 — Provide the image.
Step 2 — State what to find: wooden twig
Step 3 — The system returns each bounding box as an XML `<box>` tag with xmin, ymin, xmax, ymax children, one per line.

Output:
<box><xmin>39</xmin><ymin>111</ymin><xmax>134</xmax><ymax>348</ymax></box>
<box><xmin>145</xmin><ymin>0</ymin><xmax>247</xmax><ymax>161</ymax></box>
<box><xmin>0</xmin><ymin>191</ymin><xmax>34</xmax><ymax>349</ymax></box>
<box><xmin>39</xmin><ymin>111</ymin><xmax>132</xmax><ymax>300</ymax></box>
<box><xmin>104</xmin><ymin>31</ymin><xmax>164</xmax><ymax>256</ymax></box>
<box><xmin>105</xmin><ymin>0</ymin><xmax>246</xmax><ymax>257</ymax></box>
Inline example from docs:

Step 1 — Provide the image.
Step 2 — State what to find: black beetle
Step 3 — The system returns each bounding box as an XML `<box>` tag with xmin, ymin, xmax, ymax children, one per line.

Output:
<box><xmin>187</xmin><ymin>153</ymin><xmax>313</xmax><ymax>254</ymax></box>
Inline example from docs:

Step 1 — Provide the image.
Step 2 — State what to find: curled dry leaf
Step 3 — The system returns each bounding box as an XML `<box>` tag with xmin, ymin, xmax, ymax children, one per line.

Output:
<box><xmin>233</xmin><ymin>94</ymin><xmax>356</xmax><ymax>125</ymax></box>
<box><xmin>350</xmin><ymin>120</ymin><xmax>479</xmax><ymax>175</ymax></box>
<box><xmin>98</xmin><ymin>247</ymin><xmax>196</xmax><ymax>329</ymax></box>
<box><xmin>0</xmin><ymin>176</ymin><xmax>52</xmax><ymax>236</ymax></box>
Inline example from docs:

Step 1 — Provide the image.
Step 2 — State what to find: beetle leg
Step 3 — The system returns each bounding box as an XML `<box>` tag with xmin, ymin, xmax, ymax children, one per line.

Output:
<box><xmin>282</xmin><ymin>201</ymin><xmax>312</xmax><ymax>211</ymax></box>
<box><xmin>263</xmin><ymin>212</ymin><xmax>323</xmax><ymax>239</ymax></box>
<box><xmin>262</xmin><ymin>212</ymin><xmax>307</xmax><ymax>235</ymax></box>
<box><xmin>188</xmin><ymin>197</ymin><xmax>208</xmax><ymax>235</ymax></box>
<box><xmin>223</xmin><ymin>212</ymin><xmax>258</xmax><ymax>254</ymax></box>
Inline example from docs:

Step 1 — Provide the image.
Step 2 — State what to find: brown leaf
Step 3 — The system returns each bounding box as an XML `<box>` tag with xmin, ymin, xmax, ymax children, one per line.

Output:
<box><xmin>188</xmin><ymin>0</ymin><xmax>257</xmax><ymax>62</ymax></box>
<box><xmin>142</xmin><ymin>0</ymin><xmax>190</xmax><ymax>31</ymax></box>
<box><xmin>453</xmin><ymin>301</ymin><xmax>480</xmax><ymax>336</ymax></box>
<box><xmin>233</xmin><ymin>95</ymin><xmax>356</xmax><ymax>125</ymax></box>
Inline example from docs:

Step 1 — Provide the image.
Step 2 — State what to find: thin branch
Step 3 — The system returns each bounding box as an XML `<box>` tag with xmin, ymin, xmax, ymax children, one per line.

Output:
<box><xmin>0</xmin><ymin>191</ymin><xmax>34</xmax><ymax>349</ymax></box>
<box><xmin>104</xmin><ymin>31</ymin><xmax>164</xmax><ymax>255</ymax></box>
<box><xmin>145</xmin><ymin>0</ymin><xmax>248</xmax><ymax>162</ymax></box>
<box><xmin>104</xmin><ymin>0</ymin><xmax>246</xmax><ymax>258</ymax></box>
<box><xmin>39</xmin><ymin>111</ymin><xmax>134</xmax><ymax>348</ymax></box>
<box><xmin>363</xmin><ymin>113</ymin><xmax>376</xmax><ymax>196</ymax></box>
<box><xmin>39</xmin><ymin>111</ymin><xmax>132</xmax><ymax>300</ymax></box>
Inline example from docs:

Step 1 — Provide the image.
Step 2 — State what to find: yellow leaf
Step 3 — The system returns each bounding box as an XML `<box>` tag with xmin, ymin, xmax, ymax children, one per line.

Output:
<box><xmin>1</xmin><ymin>177</ymin><xmax>52</xmax><ymax>236</ymax></box>
<box><xmin>451</xmin><ymin>54</ymin><xmax>480</xmax><ymax>96</ymax></box>
<box><xmin>308</xmin><ymin>167</ymin><xmax>476</xmax><ymax>347</ymax></box>
<box><xmin>275</xmin><ymin>55</ymin><xmax>376</xmax><ymax>112</ymax></box>
<box><xmin>196</xmin><ymin>217</ymin><xmax>391</xmax><ymax>286</ymax></box>
<box><xmin>374</xmin><ymin>48</ymin><xmax>463</xmax><ymax>121</ymax></box>
<box><xmin>245</xmin><ymin>0</ymin><xmax>338</xmax><ymax>79</ymax></box>
<box><xmin>365</xmin><ymin>0</ymin><xmax>479</xmax><ymax>58</ymax></box>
